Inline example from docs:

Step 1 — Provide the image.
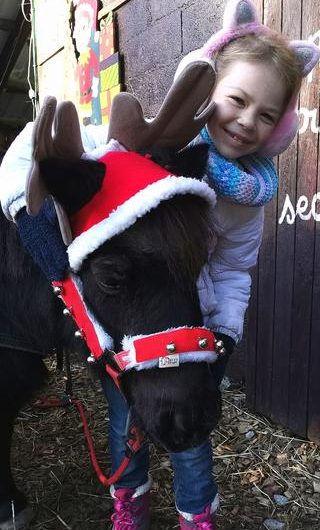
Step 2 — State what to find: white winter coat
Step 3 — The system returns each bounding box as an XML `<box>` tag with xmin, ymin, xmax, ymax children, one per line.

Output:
<box><xmin>0</xmin><ymin>123</ymin><xmax>264</xmax><ymax>343</ymax></box>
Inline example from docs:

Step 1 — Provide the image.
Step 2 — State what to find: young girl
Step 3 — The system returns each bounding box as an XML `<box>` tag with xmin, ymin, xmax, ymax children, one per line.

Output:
<box><xmin>0</xmin><ymin>1</ymin><xmax>319</xmax><ymax>529</ymax></box>
<box><xmin>167</xmin><ymin>1</ymin><xmax>319</xmax><ymax>528</ymax></box>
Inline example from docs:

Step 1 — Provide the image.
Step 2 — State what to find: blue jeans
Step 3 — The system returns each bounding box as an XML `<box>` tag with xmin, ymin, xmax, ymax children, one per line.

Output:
<box><xmin>100</xmin><ymin>356</ymin><xmax>230</xmax><ymax>514</ymax></box>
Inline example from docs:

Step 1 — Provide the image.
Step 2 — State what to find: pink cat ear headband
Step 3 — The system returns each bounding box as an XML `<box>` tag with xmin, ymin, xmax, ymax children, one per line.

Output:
<box><xmin>175</xmin><ymin>0</ymin><xmax>320</xmax><ymax>157</ymax></box>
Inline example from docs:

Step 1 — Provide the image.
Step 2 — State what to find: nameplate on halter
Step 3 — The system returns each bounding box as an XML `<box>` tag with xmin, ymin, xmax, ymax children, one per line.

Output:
<box><xmin>159</xmin><ymin>354</ymin><xmax>180</xmax><ymax>368</ymax></box>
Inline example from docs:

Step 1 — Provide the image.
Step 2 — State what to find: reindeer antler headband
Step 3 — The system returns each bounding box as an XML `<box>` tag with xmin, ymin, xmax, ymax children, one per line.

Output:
<box><xmin>26</xmin><ymin>61</ymin><xmax>216</xmax><ymax>247</ymax></box>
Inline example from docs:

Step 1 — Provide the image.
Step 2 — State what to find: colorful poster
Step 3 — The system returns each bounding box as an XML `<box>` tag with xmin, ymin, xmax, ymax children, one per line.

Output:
<box><xmin>71</xmin><ymin>0</ymin><xmax>101</xmax><ymax>124</ymax></box>
<box><xmin>101</xmin><ymin>84</ymin><xmax>122</xmax><ymax>124</ymax></box>
<box><xmin>100</xmin><ymin>12</ymin><xmax>115</xmax><ymax>60</ymax></box>
<box><xmin>70</xmin><ymin>2</ymin><xmax>123</xmax><ymax>125</ymax></box>
<box><xmin>99</xmin><ymin>13</ymin><xmax>122</xmax><ymax>124</ymax></box>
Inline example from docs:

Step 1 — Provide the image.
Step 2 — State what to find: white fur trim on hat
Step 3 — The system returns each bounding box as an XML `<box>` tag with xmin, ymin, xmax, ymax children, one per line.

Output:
<box><xmin>68</xmin><ymin>176</ymin><xmax>216</xmax><ymax>272</ymax></box>
<box><xmin>82</xmin><ymin>138</ymin><xmax>127</xmax><ymax>161</ymax></box>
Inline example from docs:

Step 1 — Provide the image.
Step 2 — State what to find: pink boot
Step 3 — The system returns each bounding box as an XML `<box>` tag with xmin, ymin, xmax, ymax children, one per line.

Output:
<box><xmin>110</xmin><ymin>478</ymin><xmax>151</xmax><ymax>530</ymax></box>
<box><xmin>179</xmin><ymin>505</ymin><xmax>218</xmax><ymax>530</ymax></box>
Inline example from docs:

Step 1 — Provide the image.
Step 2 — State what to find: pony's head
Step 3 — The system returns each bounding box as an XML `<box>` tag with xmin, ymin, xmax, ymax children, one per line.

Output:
<box><xmin>25</xmin><ymin>63</ymin><xmax>224</xmax><ymax>450</ymax></box>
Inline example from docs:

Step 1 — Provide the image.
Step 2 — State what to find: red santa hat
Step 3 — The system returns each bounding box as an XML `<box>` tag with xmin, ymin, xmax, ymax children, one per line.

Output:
<box><xmin>67</xmin><ymin>150</ymin><xmax>216</xmax><ymax>272</ymax></box>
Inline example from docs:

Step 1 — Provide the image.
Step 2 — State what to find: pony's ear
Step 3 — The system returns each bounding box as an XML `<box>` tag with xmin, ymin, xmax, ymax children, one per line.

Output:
<box><xmin>169</xmin><ymin>144</ymin><xmax>210</xmax><ymax>179</ymax></box>
<box><xmin>39</xmin><ymin>158</ymin><xmax>105</xmax><ymax>216</ymax></box>
<box><xmin>223</xmin><ymin>0</ymin><xmax>258</xmax><ymax>29</ymax></box>
<box><xmin>141</xmin><ymin>144</ymin><xmax>209</xmax><ymax>180</ymax></box>
<box><xmin>289</xmin><ymin>41</ymin><xmax>320</xmax><ymax>77</ymax></box>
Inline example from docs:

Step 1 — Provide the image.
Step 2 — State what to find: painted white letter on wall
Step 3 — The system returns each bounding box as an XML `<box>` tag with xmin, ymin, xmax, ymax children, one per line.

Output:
<box><xmin>298</xmin><ymin>108</ymin><xmax>320</xmax><ymax>134</ymax></box>
<box><xmin>279</xmin><ymin>193</ymin><xmax>320</xmax><ymax>224</ymax></box>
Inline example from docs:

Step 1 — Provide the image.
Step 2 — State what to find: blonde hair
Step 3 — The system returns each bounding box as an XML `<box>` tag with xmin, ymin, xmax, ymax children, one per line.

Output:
<box><xmin>214</xmin><ymin>33</ymin><xmax>302</xmax><ymax>106</ymax></box>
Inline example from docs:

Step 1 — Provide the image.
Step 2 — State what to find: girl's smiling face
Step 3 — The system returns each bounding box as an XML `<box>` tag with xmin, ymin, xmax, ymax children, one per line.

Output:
<box><xmin>207</xmin><ymin>60</ymin><xmax>287</xmax><ymax>158</ymax></box>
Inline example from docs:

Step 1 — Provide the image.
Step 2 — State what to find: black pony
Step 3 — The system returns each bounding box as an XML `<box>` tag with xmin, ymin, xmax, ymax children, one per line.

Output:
<box><xmin>0</xmin><ymin>62</ymin><xmax>223</xmax><ymax>529</ymax></box>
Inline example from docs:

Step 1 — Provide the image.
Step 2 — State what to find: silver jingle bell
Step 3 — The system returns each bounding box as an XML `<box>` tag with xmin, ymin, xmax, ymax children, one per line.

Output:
<box><xmin>87</xmin><ymin>354</ymin><xmax>96</xmax><ymax>364</ymax></box>
<box><xmin>74</xmin><ymin>329</ymin><xmax>84</xmax><ymax>339</ymax></box>
<box><xmin>198</xmin><ymin>338</ymin><xmax>208</xmax><ymax>349</ymax></box>
<box><xmin>218</xmin><ymin>347</ymin><xmax>227</xmax><ymax>356</ymax></box>
<box><xmin>53</xmin><ymin>286</ymin><xmax>63</xmax><ymax>296</ymax></box>
<box><xmin>63</xmin><ymin>308</ymin><xmax>72</xmax><ymax>317</ymax></box>
<box><xmin>166</xmin><ymin>342</ymin><xmax>176</xmax><ymax>354</ymax></box>
<box><xmin>215</xmin><ymin>339</ymin><xmax>224</xmax><ymax>350</ymax></box>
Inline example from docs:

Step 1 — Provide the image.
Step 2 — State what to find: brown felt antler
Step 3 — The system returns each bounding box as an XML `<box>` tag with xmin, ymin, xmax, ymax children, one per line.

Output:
<box><xmin>26</xmin><ymin>96</ymin><xmax>84</xmax><ymax>215</ymax></box>
<box><xmin>107</xmin><ymin>61</ymin><xmax>216</xmax><ymax>151</ymax></box>
<box><xmin>26</xmin><ymin>96</ymin><xmax>84</xmax><ymax>244</ymax></box>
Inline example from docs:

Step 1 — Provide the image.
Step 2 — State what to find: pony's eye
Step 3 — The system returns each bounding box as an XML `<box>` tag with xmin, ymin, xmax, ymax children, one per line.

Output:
<box><xmin>97</xmin><ymin>271</ymin><xmax>126</xmax><ymax>294</ymax></box>
<box><xmin>91</xmin><ymin>255</ymin><xmax>130</xmax><ymax>295</ymax></box>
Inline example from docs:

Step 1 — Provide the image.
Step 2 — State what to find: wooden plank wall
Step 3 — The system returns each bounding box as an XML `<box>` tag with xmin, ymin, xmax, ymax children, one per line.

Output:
<box><xmin>246</xmin><ymin>0</ymin><xmax>320</xmax><ymax>441</ymax></box>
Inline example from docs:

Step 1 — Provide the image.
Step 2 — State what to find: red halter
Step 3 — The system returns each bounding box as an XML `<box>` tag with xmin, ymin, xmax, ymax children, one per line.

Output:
<box><xmin>51</xmin><ymin>277</ymin><xmax>225</xmax><ymax>393</ymax></box>
<box><xmin>103</xmin><ymin>327</ymin><xmax>222</xmax><ymax>391</ymax></box>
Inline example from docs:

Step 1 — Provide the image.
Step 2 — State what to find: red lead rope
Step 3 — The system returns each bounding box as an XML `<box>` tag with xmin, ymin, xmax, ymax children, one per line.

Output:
<box><xmin>35</xmin><ymin>396</ymin><xmax>143</xmax><ymax>487</ymax></box>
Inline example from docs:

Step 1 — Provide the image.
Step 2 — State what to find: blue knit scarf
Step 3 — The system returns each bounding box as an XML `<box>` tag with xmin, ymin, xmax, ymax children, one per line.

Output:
<box><xmin>192</xmin><ymin>127</ymin><xmax>278</xmax><ymax>206</ymax></box>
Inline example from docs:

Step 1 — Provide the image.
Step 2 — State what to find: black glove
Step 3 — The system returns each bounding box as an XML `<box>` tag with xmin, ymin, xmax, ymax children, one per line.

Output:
<box><xmin>212</xmin><ymin>332</ymin><xmax>235</xmax><ymax>386</ymax></box>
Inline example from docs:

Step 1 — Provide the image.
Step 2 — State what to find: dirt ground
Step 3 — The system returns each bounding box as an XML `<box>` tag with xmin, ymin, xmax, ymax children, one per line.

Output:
<box><xmin>11</xmin><ymin>358</ymin><xmax>320</xmax><ymax>530</ymax></box>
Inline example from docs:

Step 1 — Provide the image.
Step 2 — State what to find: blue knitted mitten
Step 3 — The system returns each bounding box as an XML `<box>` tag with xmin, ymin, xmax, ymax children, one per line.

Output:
<box><xmin>16</xmin><ymin>200</ymin><xmax>69</xmax><ymax>281</ymax></box>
